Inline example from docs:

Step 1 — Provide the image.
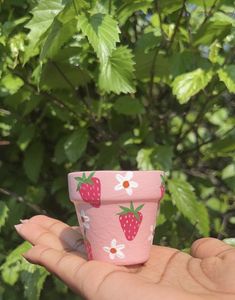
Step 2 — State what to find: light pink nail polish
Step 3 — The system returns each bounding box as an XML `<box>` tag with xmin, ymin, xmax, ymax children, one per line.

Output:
<box><xmin>14</xmin><ymin>224</ymin><xmax>23</xmax><ymax>233</ymax></box>
<box><xmin>20</xmin><ymin>219</ymin><xmax>29</xmax><ymax>224</ymax></box>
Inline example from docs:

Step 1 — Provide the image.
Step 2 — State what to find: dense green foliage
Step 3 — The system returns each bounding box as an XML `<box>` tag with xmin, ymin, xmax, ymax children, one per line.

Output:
<box><xmin>1</xmin><ymin>0</ymin><xmax>235</xmax><ymax>299</ymax></box>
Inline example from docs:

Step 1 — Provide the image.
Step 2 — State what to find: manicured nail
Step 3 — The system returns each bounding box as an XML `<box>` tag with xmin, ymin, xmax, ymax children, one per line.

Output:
<box><xmin>20</xmin><ymin>219</ymin><xmax>29</xmax><ymax>224</ymax></box>
<box><xmin>14</xmin><ymin>224</ymin><xmax>23</xmax><ymax>233</ymax></box>
<box><xmin>22</xmin><ymin>251</ymin><xmax>30</xmax><ymax>259</ymax></box>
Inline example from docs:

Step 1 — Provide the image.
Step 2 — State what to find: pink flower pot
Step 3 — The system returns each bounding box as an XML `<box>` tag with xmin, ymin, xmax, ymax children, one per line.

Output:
<box><xmin>68</xmin><ymin>170</ymin><xmax>165</xmax><ymax>265</ymax></box>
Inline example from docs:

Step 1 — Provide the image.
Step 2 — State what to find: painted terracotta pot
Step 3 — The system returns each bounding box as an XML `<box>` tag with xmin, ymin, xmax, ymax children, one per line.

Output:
<box><xmin>68</xmin><ymin>170</ymin><xmax>165</xmax><ymax>265</ymax></box>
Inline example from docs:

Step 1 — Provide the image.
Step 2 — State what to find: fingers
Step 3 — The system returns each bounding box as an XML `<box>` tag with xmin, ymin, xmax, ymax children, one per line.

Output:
<box><xmin>191</xmin><ymin>238</ymin><xmax>234</xmax><ymax>258</ymax></box>
<box><xmin>28</xmin><ymin>215</ymin><xmax>81</xmax><ymax>234</ymax></box>
<box><xmin>15</xmin><ymin>216</ymin><xmax>85</xmax><ymax>255</ymax></box>
<box><xmin>22</xmin><ymin>244</ymin><xmax>125</xmax><ymax>299</ymax></box>
<box><xmin>28</xmin><ymin>215</ymin><xmax>84</xmax><ymax>249</ymax></box>
<box><xmin>15</xmin><ymin>222</ymin><xmax>67</xmax><ymax>249</ymax></box>
<box><xmin>22</xmin><ymin>244</ymin><xmax>87</xmax><ymax>294</ymax></box>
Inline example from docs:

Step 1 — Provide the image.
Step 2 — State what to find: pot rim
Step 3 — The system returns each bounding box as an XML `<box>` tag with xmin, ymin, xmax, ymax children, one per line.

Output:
<box><xmin>68</xmin><ymin>170</ymin><xmax>165</xmax><ymax>203</ymax></box>
<box><xmin>68</xmin><ymin>170</ymin><xmax>164</xmax><ymax>176</ymax></box>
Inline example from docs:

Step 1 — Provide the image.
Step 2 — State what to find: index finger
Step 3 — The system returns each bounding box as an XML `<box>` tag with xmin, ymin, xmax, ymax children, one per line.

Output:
<box><xmin>27</xmin><ymin>215</ymin><xmax>83</xmax><ymax>248</ymax></box>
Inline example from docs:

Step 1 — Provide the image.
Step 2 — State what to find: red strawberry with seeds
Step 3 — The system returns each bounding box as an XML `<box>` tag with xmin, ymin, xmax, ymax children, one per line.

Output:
<box><xmin>117</xmin><ymin>202</ymin><xmax>144</xmax><ymax>241</ymax></box>
<box><xmin>75</xmin><ymin>172</ymin><xmax>101</xmax><ymax>208</ymax></box>
<box><xmin>84</xmin><ymin>239</ymin><xmax>93</xmax><ymax>260</ymax></box>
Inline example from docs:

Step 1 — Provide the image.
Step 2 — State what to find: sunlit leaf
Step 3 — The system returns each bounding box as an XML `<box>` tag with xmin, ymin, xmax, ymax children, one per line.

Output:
<box><xmin>24</xmin><ymin>0</ymin><xmax>65</xmax><ymax>62</ymax></box>
<box><xmin>78</xmin><ymin>13</ymin><xmax>120</xmax><ymax>63</ymax></box>
<box><xmin>0</xmin><ymin>201</ymin><xmax>9</xmax><ymax>231</ymax></box>
<box><xmin>21</xmin><ymin>263</ymin><xmax>48</xmax><ymax>300</ymax></box>
<box><xmin>117</xmin><ymin>0</ymin><xmax>153</xmax><ymax>24</ymax></box>
<box><xmin>99</xmin><ymin>46</ymin><xmax>136</xmax><ymax>94</ymax></box>
<box><xmin>218</xmin><ymin>65</ymin><xmax>235</xmax><ymax>93</ymax></box>
<box><xmin>168</xmin><ymin>178</ymin><xmax>209</xmax><ymax>236</ymax></box>
<box><xmin>64</xmin><ymin>129</ymin><xmax>88</xmax><ymax>163</ymax></box>
<box><xmin>136</xmin><ymin>148</ymin><xmax>154</xmax><ymax>170</ymax></box>
<box><xmin>172</xmin><ymin>68</ymin><xmax>213</xmax><ymax>104</ymax></box>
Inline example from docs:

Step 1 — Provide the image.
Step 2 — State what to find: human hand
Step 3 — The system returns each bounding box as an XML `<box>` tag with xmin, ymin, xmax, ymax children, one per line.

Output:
<box><xmin>15</xmin><ymin>215</ymin><xmax>235</xmax><ymax>300</ymax></box>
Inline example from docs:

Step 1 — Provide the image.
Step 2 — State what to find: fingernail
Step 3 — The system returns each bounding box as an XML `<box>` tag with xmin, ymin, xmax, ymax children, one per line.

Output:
<box><xmin>22</xmin><ymin>251</ymin><xmax>29</xmax><ymax>259</ymax></box>
<box><xmin>22</xmin><ymin>253</ymin><xmax>31</xmax><ymax>262</ymax></box>
<box><xmin>14</xmin><ymin>224</ymin><xmax>23</xmax><ymax>233</ymax></box>
<box><xmin>20</xmin><ymin>219</ymin><xmax>29</xmax><ymax>224</ymax></box>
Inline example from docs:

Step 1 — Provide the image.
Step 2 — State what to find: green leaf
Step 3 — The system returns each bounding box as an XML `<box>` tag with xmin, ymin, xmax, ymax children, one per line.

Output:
<box><xmin>64</xmin><ymin>129</ymin><xmax>88</xmax><ymax>163</ymax></box>
<box><xmin>99</xmin><ymin>46</ymin><xmax>136</xmax><ymax>94</ymax></box>
<box><xmin>135</xmin><ymin>204</ymin><xmax>144</xmax><ymax>212</ymax></box>
<box><xmin>23</xmin><ymin>142</ymin><xmax>44</xmax><ymax>183</ymax></box>
<box><xmin>2</xmin><ymin>263</ymin><xmax>21</xmax><ymax>286</ymax></box>
<box><xmin>218</xmin><ymin>65</ymin><xmax>235</xmax><ymax>93</ymax></box>
<box><xmin>152</xmin><ymin>145</ymin><xmax>173</xmax><ymax>171</ymax></box>
<box><xmin>114</xmin><ymin>96</ymin><xmax>145</xmax><ymax>116</ymax></box>
<box><xmin>17</xmin><ymin>125</ymin><xmax>35</xmax><ymax>151</ymax></box>
<box><xmin>206</xmin><ymin>198</ymin><xmax>228</xmax><ymax>213</ymax></box>
<box><xmin>137</xmin><ymin>146</ymin><xmax>173</xmax><ymax>171</ymax></box>
<box><xmin>117</xmin><ymin>0</ymin><xmax>153</xmax><ymax>24</ymax></box>
<box><xmin>0</xmin><ymin>201</ymin><xmax>9</xmax><ymax>231</ymax></box>
<box><xmin>208</xmin><ymin>134</ymin><xmax>235</xmax><ymax>154</ymax></box>
<box><xmin>24</xmin><ymin>0</ymin><xmax>65</xmax><ymax>62</ymax></box>
<box><xmin>223</xmin><ymin>238</ymin><xmax>235</xmax><ymax>247</ymax></box>
<box><xmin>40</xmin><ymin>18</ymin><xmax>78</xmax><ymax>60</ymax></box>
<box><xmin>135</xmin><ymin>32</ymin><xmax>161</xmax><ymax>55</ymax></box>
<box><xmin>172</xmin><ymin>69</ymin><xmax>213</xmax><ymax>104</ymax></box>
<box><xmin>54</xmin><ymin>136</ymin><xmax>67</xmax><ymax>164</ymax></box>
<box><xmin>136</xmin><ymin>148</ymin><xmax>154</xmax><ymax>170</ymax></box>
<box><xmin>193</xmin><ymin>12</ymin><xmax>233</xmax><ymax>46</ymax></box>
<box><xmin>189</xmin><ymin>0</ymin><xmax>222</xmax><ymax>6</ymax></box>
<box><xmin>1</xmin><ymin>74</ymin><xmax>24</xmax><ymax>95</ymax></box>
<box><xmin>135</xmin><ymin>51</ymin><xmax>170</xmax><ymax>82</ymax></box>
<box><xmin>197</xmin><ymin>202</ymin><xmax>210</xmax><ymax>238</ymax></box>
<box><xmin>168</xmin><ymin>178</ymin><xmax>209</xmax><ymax>236</ymax></box>
<box><xmin>209</xmin><ymin>40</ymin><xmax>222</xmax><ymax>64</ymax></box>
<box><xmin>78</xmin><ymin>13</ymin><xmax>120</xmax><ymax>63</ymax></box>
<box><xmin>40</xmin><ymin>61</ymin><xmax>90</xmax><ymax>89</ymax></box>
<box><xmin>130</xmin><ymin>201</ymin><xmax>134</xmax><ymax>211</ymax></box>
<box><xmin>21</xmin><ymin>263</ymin><xmax>48</xmax><ymax>300</ymax></box>
<box><xmin>0</xmin><ymin>242</ymin><xmax>31</xmax><ymax>285</ymax></box>
<box><xmin>159</xmin><ymin>0</ymin><xmax>183</xmax><ymax>15</ymax></box>
<box><xmin>40</xmin><ymin>0</ymin><xmax>86</xmax><ymax>59</ymax></box>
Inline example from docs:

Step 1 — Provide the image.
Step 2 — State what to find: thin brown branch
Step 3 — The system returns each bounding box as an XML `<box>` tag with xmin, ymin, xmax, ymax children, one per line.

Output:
<box><xmin>217</xmin><ymin>211</ymin><xmax>235</xmax><ymax>240</ymax></box>
<box><xmin>179</xmin><ymin>126</ymin><xmax>234</xmax><ymax>156</ymax></box>
<box><xmin>168</xmin><ymin>0</ymin><xmax>186</xmax><ymax>49</ymax></box>
<box><xmin>52</xmin><ymin>61</ymin><xmax>76</xmax><ymax>91</ymax></box>
<box><xmin>72</xmin><ymin>0</ymin><xmax>79</xmax><ymax>15</ymax></box>
<box><xmin>108</xmin><ymin>0</ymin><xmax>112</xmax><ymax>14</ymax></box>
<box><xmin>155</xmin><ymin>1</ymin><xmax>165</xmax><ymax>39</ymax></box>
<box><xmin>201</xmin><ymin>0</ymin><xmax>219</xmax><ymax>26</ymax></box>
<box><xmin>0</xmin><ymin>187</ymin><xmax>47</xmax><ymax>214</ymax></box>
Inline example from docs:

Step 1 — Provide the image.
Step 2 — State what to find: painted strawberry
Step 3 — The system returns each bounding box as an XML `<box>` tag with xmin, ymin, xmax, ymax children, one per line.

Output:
<box><xmin>84</xmin><ymin>239</ymin><xmax>93</xmax><ymax>260</ymax></box>
<box><xmin>159</xmin><ymin>174</ymin><xmax>166</xmax><ymax>201</ymax></box>
<box><xmin>117</xmin><ymin>202</ymin><xmax>144</xmax><ymax>241</ymax></box>
<box><xmin>75</xmin><ymin>172</ymin><xmax>101</xmax><ymax>208</ymax></box>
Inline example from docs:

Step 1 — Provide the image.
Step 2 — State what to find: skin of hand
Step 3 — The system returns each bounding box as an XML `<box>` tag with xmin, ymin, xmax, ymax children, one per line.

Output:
<box><xmin>14</xmin><ymin>215</ymin><xmax>235</xmax><ymax>300</ymax></box>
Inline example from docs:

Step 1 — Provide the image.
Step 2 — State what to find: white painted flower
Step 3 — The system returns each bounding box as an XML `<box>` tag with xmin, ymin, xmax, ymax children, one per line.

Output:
<box><xmin>103</xmin><ymin>239</ymin><xmax>125</xmax><ymax>260</ymax></box>
<box><xmin>114</xmin><ymin>171</ymin><xmax>138</xmax><ymax>196</ymax></box>
<box><xmin>79</xmin><ymin>210</ymin><xmax>90</xmax><ymax>229</ymax></box>
<box><xmin>148</xmin><ymin>225</ymin><xmax>155</xmax><ymax>243</ymax></box>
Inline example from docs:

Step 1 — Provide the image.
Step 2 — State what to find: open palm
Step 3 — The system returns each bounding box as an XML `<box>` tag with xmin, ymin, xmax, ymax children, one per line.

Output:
<box><xmin>15</xmin><ymin>215</ymin><xmax>235</xmax><ymax>300</ymax></box>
